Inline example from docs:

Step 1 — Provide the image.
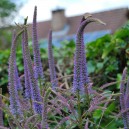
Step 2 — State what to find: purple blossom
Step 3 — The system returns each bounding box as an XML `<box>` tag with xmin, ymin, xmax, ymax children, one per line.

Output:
<box><xmin>125</xmin><ymin>78</ymin><xmax>129</xmax><ymax>108</ymax></box>
<box><xmin>32</xmin><ymin>6</ymin><xmax>44</xmax><ymax>80</ymax></box>
<box><xmin>23</xmin><ymin>28</ymin><xmax>42</xmax><ymax>114</ymax></box>
<box><xmin>80</xmin><ymin>16</ymin><xmax>89</xmax><ymax>85</ymax></box>
<box><xmin>8</xmin><ymin>30</ymin><xmax>22</xmax><ymax>116</ymax></box>
<box><xmin>73</xmin><ymin>18</ymin><xmax>97</xmax><ymax>93</ymax></box>
<box><xmin>12</xmin><ymin>30</ymin><xmax>22</xmax><ymax>91</ymax></box>
<box><xmin>22</xmin><ymin>33</ymin><xmax>32</xmax><ymax>99</ymax></box>
<box><xmin>73</xmin><ymin>37</ymin><xmax>83</xmax><ymax>92</ymax></box>
<box><xmin>48</xmin><ymin>30</ymin><xmax>58</xmax><ymax>89</ymax></box>
<box><xmin>81</xmin><ymin>33</ymin><xmax>89</xmax><ymax>85</ymax></box>
<box><xmin>120</xmin><ymin>67</ymin><xmax>129</xmax><ymax>128</ymax></box>
<box><xmin>14</xmin><ymin>60</ymin><xmax>22</xmax><ymax>91</ymax></box>
<box><xmin>0</xmin><ymin>88</ymin><xmax>3</xmax><ymax>126</ymax></box>
<box><xmin>80</xmin><ymin>15</ymin><xmax>92</xmax><ymax>86</ymax></box>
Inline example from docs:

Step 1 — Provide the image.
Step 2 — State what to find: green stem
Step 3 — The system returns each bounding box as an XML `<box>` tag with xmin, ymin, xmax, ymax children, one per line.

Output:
<box><xmin>85</xmin><ymin>85</ymin><xmax>90</xmax><ymax>109</ymax></box>
<box><xmin>77</xmin><ymin>91</ymin><xmax>83</xmax><ymax>129</ymax></box>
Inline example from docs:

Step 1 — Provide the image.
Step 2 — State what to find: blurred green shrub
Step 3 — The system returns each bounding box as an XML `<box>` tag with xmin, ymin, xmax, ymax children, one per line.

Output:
<box><xmin>86</xmin><ymin>26</ymin><xmax>129</xmax><ymax>89</ymax></box>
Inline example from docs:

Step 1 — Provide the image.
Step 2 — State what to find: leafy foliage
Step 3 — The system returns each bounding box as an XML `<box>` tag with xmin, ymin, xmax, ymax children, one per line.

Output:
<box><xmin>86</xmin><ymin>27</ymin><xmax>129</xmax><ymax>88</ymax></box>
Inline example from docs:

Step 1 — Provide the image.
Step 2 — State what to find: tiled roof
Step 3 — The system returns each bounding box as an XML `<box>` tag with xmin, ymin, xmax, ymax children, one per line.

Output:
<box><xmin>28</xmin><ymin>8</ymin><xmax>129</xmax><ymax>40</ymax></box>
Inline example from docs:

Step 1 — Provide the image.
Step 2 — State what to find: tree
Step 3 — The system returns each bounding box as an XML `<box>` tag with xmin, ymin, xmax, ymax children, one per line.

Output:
<box><xmin>0</xmin><ymin>0</ymin><xmax>16</xmax><ymax>27</ymax></box>
<box><xmin>0</xmin><ymin>0</ymin><xmax>24</xmax><ymax>49</ymax></box>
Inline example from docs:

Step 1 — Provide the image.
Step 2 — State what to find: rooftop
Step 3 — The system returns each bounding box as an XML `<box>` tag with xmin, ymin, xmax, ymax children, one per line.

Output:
<box><xmin>27</xmin><ymin>7</ymin><xmax>129</xmax><ymax>47</ymax></box>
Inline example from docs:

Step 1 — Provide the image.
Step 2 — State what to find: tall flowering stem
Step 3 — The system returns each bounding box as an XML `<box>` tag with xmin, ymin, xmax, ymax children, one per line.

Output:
<box><xmin>41</xmin><ymin>88</ymin><xmax>51</xmax><ymax>128</ymax></box>
<box><xmin>12</xmin><ymin>30</ymin><xmax>22</xmax><ymax>91</ymax></box>
<box><xmin>14</xmin><ymin>61</ymin><xmax>22</xmax><ymax>91</ymax></box>
<box><xmin>22</xmin><ymin>32</ymin><xmax>32</xmax><ymax>99</ymax></box>
<box><xmin>120</xmin><ymin>67</ymin><xmax>129</xmax><ymax>128</ymax></box>
<box><xmin>8</xmin><ymin>30</ymin><xmax>23</xmax><ymax>117</ymax></box>
<box><xmin>73</xmin><ymin>17</ymin><xmax>105</xmax><ymax>128</ymax></box>
<box><xmin>32</xmin><ymin>6</ymin><xmax>44</xmax><ymax>80</ymax></box>
<box><xmin>0</xmin><ymin>88</ymin><xmax>3</xmax><ymax>126</ymax></box>
<box><xmin>73</xmin><ymin>17</ymin><xmax>105</xmax><ymax>93</ymax></box>
<box><xmin>80</xmin><ymin>15</ymin><xmax>91</xmax><ymax>85</ymax></box>
<box><xmin>23</xmin><ymin>26</ymin><xmax>42</xmax><ymax>115</ymax></box>
<box><xmin>80</xmin><ymin>14</ymin><xmax>92</xmax><ymax>107</ymax></box>
<box><xmin>48</xmin><ymin>30</ymin><xmax>58</xmax><ymax>89</ymax></box>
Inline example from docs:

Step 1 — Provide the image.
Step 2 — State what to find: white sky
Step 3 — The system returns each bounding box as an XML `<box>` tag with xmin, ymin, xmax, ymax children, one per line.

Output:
<box><xmin>16</xmin><ymin>0</ymin><xmax>129</xmax><ymax>23</ymax></box>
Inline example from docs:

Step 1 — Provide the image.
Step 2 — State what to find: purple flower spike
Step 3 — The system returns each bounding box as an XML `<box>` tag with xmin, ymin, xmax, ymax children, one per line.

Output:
<box><xmin>48</xmin><ymin>30</ymin><xmax>58</xmax><ymax>89</ymax></box>
<box><xmin>120</xmin><ymin>67</ymin><xmax>129</xmax><ymax>128</ymax></box>
<box><xmin>0</xmin><ymin>88</ymin><xmax>3</xmax><ymax>126</ymax></box>
<box><xmin>125</xmin><ymin>78</ymin><xmax>129</xmax><ymax>108</ymax></box>
<box><xmin>14</xmin><ymin>61</ymin><xmax>23</xmax><ymax>91</ymax></box>
<box><xmin>32</xmin><ymin>6</ymin><xmax>44</xmax><ymax>80</ymax></box>
<box><xmin>79</xmin><ymin>14</ymin><xmax>92</xmax><ymax>86</ymax></box>
<box><xmin>73</xmin><ymin>18</ymin><xmax>103</xmax><ymax>93</ymax></box>
<box><xmin>11</xmin><ymin>30</ymin><xmax>22</xmax><ymax>91</ymax></box>
<box><xmin>23</xmin><ymin>29</ymin><xmax>42</xmax><ymax>115</ymax></box>
<box><xmin>81</xmin><ymin>32</ymin><xmax>89</xmax><ymax>85</ymax></box>
<box><xmin>22</xmin><ymin>33</ymin><xmax>31</xmax><ymax>99</ymax></box>
<box><xmin>8</xmin><ymin>30</ymin><xmax>22</xmax><ymax>117</ymax></box>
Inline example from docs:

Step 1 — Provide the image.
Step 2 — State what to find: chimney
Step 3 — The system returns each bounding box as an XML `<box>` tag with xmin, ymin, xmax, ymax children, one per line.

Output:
<box><xmin>51</xmin><ymin>8</ymin><xmax>67</xmax><ymax>31</ymax></box>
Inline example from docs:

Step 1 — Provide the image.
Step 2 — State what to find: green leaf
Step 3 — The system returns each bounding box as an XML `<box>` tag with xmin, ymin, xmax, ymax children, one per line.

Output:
<box><xmin>96</xmin><ymin>62</ymin><xmax>104</xmax><ymax>70</ymax></box>
<box><xmin>87</xmin><ymin>61</ymin><xmax>96</xmax><ymax>73</ymax></box>
<box><xmin>93</xmin><ymin>109</ymin><xmax>102</xmax><ymax>119</ymax></box>
<box><xmin>105</xmin><ymin>102</ymin><xmax>115</xmax><ymax>115</ymax></box>
<box><xmin>116</xmin><ymin>73</ymin><xmax>122</xmax><ymax>89</ymax></box>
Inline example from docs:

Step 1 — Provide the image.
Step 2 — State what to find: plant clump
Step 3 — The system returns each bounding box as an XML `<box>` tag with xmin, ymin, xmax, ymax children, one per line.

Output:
<box><xmin>0</xmin><ymin>6</ymin><xmax>128</xmax><ymax>129</ymax></box>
